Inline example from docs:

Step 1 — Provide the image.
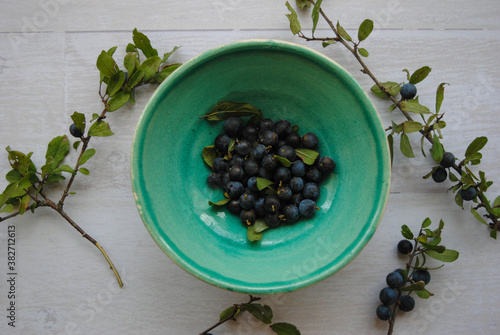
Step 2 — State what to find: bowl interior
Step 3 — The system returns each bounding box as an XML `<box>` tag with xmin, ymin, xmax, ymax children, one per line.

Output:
<box><xmin>131</xmin><ymin>40</ymin><xmax>390</xmax><ymax>294</ymax></box>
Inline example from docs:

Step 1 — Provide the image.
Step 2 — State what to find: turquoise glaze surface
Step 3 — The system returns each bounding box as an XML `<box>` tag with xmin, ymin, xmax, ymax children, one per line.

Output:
<box><xmin>131</xmin><ymin>40</ymin><xmax>390</xmax><ymax>294</ymax></box>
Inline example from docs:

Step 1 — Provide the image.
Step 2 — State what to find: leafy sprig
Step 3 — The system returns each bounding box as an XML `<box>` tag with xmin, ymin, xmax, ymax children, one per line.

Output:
<box><xmin>381</xmin><ymin>218</ymin><xmax>459</xmax><ymax>334</ymax></box>
<box><xmin>0</xmin><ymin>29</ymin><xmax>180</xmax><ymax>286</ymax></box>
<box><xmin>200</xmin><ymin>295</ymin><xmax>301</xmax><ymax>335</ymax></box>
<box><xmin>285</xmin><ymin>0</ymin><xmax>500</xmax><ymax>237</ymax></box>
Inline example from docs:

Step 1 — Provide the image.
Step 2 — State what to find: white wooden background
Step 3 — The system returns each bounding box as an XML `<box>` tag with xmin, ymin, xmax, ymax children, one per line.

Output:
<box><xmin>0</xmin><ymin>1</ymin><xmax>499</xmax><ymax>334</ymax></box>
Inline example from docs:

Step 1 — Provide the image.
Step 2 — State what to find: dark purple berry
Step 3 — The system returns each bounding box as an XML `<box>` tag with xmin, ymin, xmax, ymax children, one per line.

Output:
<box><xmin>440</xmin><ymin>152</ymin><xmax>455</xmax><ymax>168</ymax></box>
<box><xmin>397</xmin><ymin>239</ymin><xmax>413</xmax><ymax>254</ymax></box>
<box><xmin>223</xmin><ymin>117</ymin><xmax>243</xmax><ymax>137</ymax></box>
<box><xmin>379</xmin><ymin>287</ymin><xmax>398</xmax><ymax>305</ymax></box>
<box><xmin>460</xmin><ymin>186</ymin><xmax>477</xmax><ymax>201</ymax></box>
<box><xmin>386</xmin><ymin>271</ymin><xmax>404</xmax><ymax>288</ymax></box>
<box><xmin>432</xmin><ymin>167</ymin><xmax>447</xmax><ymax>183</ymax></box>
<box><xmin>400</xmin><ymin>83</ymin><xmax>417</xmax><ymax>100</ymax></box>
<box><xmin>399</xmin><ymin>295</ymin><xmax>415</xmax><ymax>312</ymax></box>
<box><xmin>376</xmin><ymin>305</ymin><xmax>392</xmax><ymax>321</ymax></box>
<box><xmin>412</xmin><ymin>270</ymin><xmax>431</xmax><ymax>285</ymax></box>
<box><xmin>302</xmin><ymin>132</ymin><xmax>319</xmax><ymax>149</ymax></box>
<box><xmin>69</xmin><ymin>123</ymin><xmax>84</xmax><ymax>138</ymax></box>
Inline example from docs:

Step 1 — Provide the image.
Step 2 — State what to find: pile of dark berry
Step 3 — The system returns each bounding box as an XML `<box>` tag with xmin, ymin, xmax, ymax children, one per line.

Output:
<box><xmin>205</xmin><ymin>115</ymin><xmax>336</xmax><ymax>236</ymax></box>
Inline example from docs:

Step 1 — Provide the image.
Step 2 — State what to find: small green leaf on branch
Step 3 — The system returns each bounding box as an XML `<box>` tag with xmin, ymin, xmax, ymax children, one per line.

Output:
<box><xmin>409</xmin><ymin>66</ymin><xmax>431</xmax><ymax>85</ymax></box>
<box><xmin>78</xmin><ymin>148</ymin><xmax>96</xmax><ymax>166</ymax></box>
<box><xmin>270</xmin><ymin>322</ymin><xmax>301</xmax><ymax>335</ymax></box>
<box><xmin>358</xmin><ymin>19</ymin><xmax>374</xmax><ymax>42</ymax></box>
<box><xmin>336</xmin><ymin>21</ymin><xmax>352</xmax><ymax>41</ymax></box>
<box><xmin>286</xmin><ymin>2</ymin><xmax>302</xmax><ymax>35</ymax></box>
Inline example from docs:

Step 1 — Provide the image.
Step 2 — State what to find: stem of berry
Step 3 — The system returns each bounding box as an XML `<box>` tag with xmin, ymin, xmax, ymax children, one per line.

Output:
<box><xmin>303</xmin><ymin>0</ymin><xmax>500</xmax><ymax>233</ymax></box>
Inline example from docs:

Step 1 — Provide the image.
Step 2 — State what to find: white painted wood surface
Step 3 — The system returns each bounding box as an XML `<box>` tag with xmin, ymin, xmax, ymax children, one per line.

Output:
<box><xmin>0</xmin><ymin>1</ymin><xmax>499</xmax><ymax>334</ymax></box>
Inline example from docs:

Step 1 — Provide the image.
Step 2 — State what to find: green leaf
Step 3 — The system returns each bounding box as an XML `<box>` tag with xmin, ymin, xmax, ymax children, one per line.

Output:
<box><xmin>79</xmin><ymin>167</ymin><xmax>90</xmax><ymax>175</ymax></box>
<box><xmin>106</xmin><ymin>70</ymin><xmax>126</xmax><ymax>97</ymax></box>
<box><xmin>45</xmin><ymin>135</ymin><xmax>70</xmax><ymax>170</ymax></box>
<box><xmin>409</xmin><ymin>66</ymin><xmax>432</xmax><ymax>85</ymax></box>
<box><xmin>425</xmin><ymin>249</ymin><xmax>459</xmax><ymax>262</ymax></box>
<box><xmin>253</xmin><ymin>220</ymin><xmax>270</xmax><ymax>234</ymax></box>
<box><xmin>247</xmin><ymin>225</ymin><xmax>263</xmax><ymax>241</ymax></box>
<box><xmin>415</xmin><ymin>289</ymin><xmax>434</xmax><ymax>299</ymax></box>
<box><xmin>371</xmin><ymin>82</ymin><xmax>400</xmax><ymax>98</ymax></box>
<box><xmin>161</xmin><ymin>46</ymin><xmax>180</xmax><ymax>63</ymax></box>
<box><xmin>285</xmin><ymin>2</ymin><xmax>302</xmax><ymax>35</ymax></box>
<box><xmin>0</xmin><ymin>204</ymin><xmax>14</xmax><ymax>213</ymax></box>
<box><xmin>421</xmin><ymin>217</ymin><xmax>432</xmax><ymax>228</ymax></box>
<box><xmin>53</xmin><ymin>164</ymin><xmax>76</xmax><ymax>175</ymax></box>
<box><xmin>154</xmin><ymin>63</ymin><xmax>182</xmax><ymax>83</ymax></box>
<box><xmin>322</xmin><ymin>39</ymin><xmax>336</xmax><ymax>48</ymax></box>
<box><xmin>127</xmin><ymin>69</ymin><xmax>145</xmax><ymax>88</ymax></box>
<box><xmin>219</xmin><ymin>306</ymin><xmax>238</xmax><ymax>321</ymax></box>
<box><xmin>387</xmin><ymin>134</ymin><xmax>394</xmax><ymax>166</ymax></box>
<box><xmin>421</xmin><ymin>242</ymin><xmax>446</xmax><ymax>253</ymax></box>
<box><xmin>465</xmin><ymin>136</ymin><xmax>488</xmax><ymax>158</ymax></box>
<box><xmin>336</xmin><ymin>21</ymin><xmax>352</xmax><ymax>42</ymax></box>
<box><xmin>432</xmin><ymin>134</ymin><xmax>444</xmax><ymax>163</ymax></box>
<box><xmin>401</xmin><ymin>224</ymin><xmax>414</xmax><ymax>239</ymax></box>
<box><xmin>358</xmin><ymin>48</ymin><xmax>369</xmax><ymax>57</ymax></box>
<box><xmin>18</xmin><ymin>193</ymin><xmax>30</xmax><ymax>215</ymax></box>
<box><xmin>471</xmin><ymin>207</ymin><xmax>488</xmax><ymax>225</ymax></box>
<box><xmin>45</xmin><ymin>173</ymin><xmax>65</xmax><ymax>184</ymax></box>
<box><xmin>126</xmin><ymin>43</ymin><xmax>136</xmax><ymax>53</ymax></box>
<box><xmin>256</xmin><ymin>177</ymin><xmax>275</xmax><ymax>191</ymax></box>
<box><xmin>358</xmin><ymin>19</ymin><xmax>374</xmax><ymax>42</ymax></box>
<box><xmin>139</xmin><ymin>56</ymin><xmax>162</xmax><ymax>82</ymax></box>
<box><xmin>296</xmin><ymin>0</ymin><xmax>311</xmax><ymax>8</ymax></box>
<box><xmin>78</xmin><ymin>148</ymin><xmax>96</xmax><ymax>166</ymax></box>
<box><xmin>403</xmin><ymin>121</ymin><xmax>423</xmax><ymax>134</ymax></box>
<box><xmin>295</xmin><ymin>148</ymin><xmax>319</xmax><ymax>165</ymax></box>
<box><xmin>435</xmin><ymin>82</ymin><xmax>448</xmax><ymax>114</ymax></box>
<box><xmin>245</xmin><ymin>303</ymin><xmax>273</xmax><ymax>324</ymax></box>
<box><xmin>88</xmin><ymin>121</ymin><xmax>114</xmax><ymax>137</ymax></box>
<box><xmin>270</xmin><ymin>322</ymin><xmax>301</xmax><ymax>335</ymax></box>
<box><xmin>276</xmin><ymin>155</ymin><xmax>292</xmax><ymax>167</ymax></box>
<box><xmin>6</xmin><ymin>148</ymin><xmax>36</xmax><ymax>176</ymax></box>
<box><xmin>400</xmin><ymin>133</ymin><xmax>415</xmax><ymax>158</ymax></box>
<box><xmin>202</xmin><ymin>145</ymin><xmax>216</xmax><ymax>170</ymax></box>
<box><xmin>401</xmin><ymin>281</ymin><xmax>426</xmax><ymax>291</ymax></box>
<box><xmin>6</xmin><ymin>169</ymin><xmax>22</xmax><ymax>183</ymax></box>
<box><xmin>401</xmin><ymin>100</ymin><xmax>431</xmax><ymax>114</ymax></box>
<box><xmin>311</xmin><ymin>0</ymin><xmax>323</xmax><ymax>36</ymax></box>
<box><xmin>132</xmin><ymin>28</ymin><xmax>158</xmax><ymax>58</ymax></box>
<box><xmin>70</xmin><ymin>112</ymin><xmax>86</xmax><ymax>134</ymax></box>
<box><xmin>107</xmin><ymin>46</ymin><xmax>118</xmax><ymax>57</ymax></box>
<box><xmin>107</xmin><ymin>91</ymin><xmax>130</xmax><ymax>111</ymax></box>
<box><xmin>209</xmin><ymin>198</ymin><xmax>231</xmax><ymax>206</ymax></box>
<box><xmin>96</xmin><ymin>50</ymin><xmax>118</xmax><ymax>79</ymax></box>
<box><xmin>201</xmin><ymin>101</ymin><xmax>260</xmax><ymax>121</ymax></box>
<box><xmin>490</xmin><ymin>229</ymin><xmax>497</xmax><ymax>239</ymax></box>
<box><xmin>124</xmin><ymin>52</ymin><xmax>137</xmax><ymax>74</ymax></box>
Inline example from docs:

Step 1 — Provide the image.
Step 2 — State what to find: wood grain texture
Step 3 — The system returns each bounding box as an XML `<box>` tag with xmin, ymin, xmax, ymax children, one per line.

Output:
<box><xmin>0</xmin><ymin>1</ymin><xmax>499</xmax><ymax>334</ymax></box>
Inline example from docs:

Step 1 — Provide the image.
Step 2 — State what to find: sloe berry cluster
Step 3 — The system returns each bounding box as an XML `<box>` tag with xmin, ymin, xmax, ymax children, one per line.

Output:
<box><xmin>376</xmin><ymin>239</ymin><xmax>431</xmax><ymax>321</ymax></box>
<box><xmin>206</xmin><ymin>115</ymin><xmax>335</xmax><ymax>236</ymax></box>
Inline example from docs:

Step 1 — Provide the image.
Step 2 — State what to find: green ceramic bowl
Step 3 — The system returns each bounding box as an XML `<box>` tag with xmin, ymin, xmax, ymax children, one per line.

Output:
<box><xmin>131</xmin><ymin>40</ymin><xmax>390</xmax><ymax>294</ymax></box>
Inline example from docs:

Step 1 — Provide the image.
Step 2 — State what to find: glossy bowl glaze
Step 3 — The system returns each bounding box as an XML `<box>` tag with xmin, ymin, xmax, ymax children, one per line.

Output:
<box><xmin>131</xmin><ymin>40</ymin><xmax>390</xmax><ymax>294</ymax></box>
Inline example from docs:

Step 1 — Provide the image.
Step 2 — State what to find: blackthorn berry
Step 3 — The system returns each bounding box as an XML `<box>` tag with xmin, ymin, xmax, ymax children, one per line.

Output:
<box><xmin>247</xmin><ymin>176</ymin><xmax>259</xmax><ymax>192</ymax></box>
<box><xmin>277</xmin><ymin>145</ymin><xmax>296</xmax><ymax>162</ymax></box>
<box><xmin>273</xmin><ymin>120</ymin><xmax>292</xmax><ymax>137</ymax></box>
<box><xmin>227</xmin><ymin>199</ymin><xmax>241</xmax><ymax>215</ymax></box>
<box><xmin>432</xmin><ymin>167</ymin><xmax>447</xmax><ymax>183</ymax></box>
<box><xmin>240</xmin><ymin>209</ymin><xmax>256</xmax><ymax>226</ymax></box>
<box><xmin>235</xmin><ymin>140</ymin><xmax>252</xmax><ymax>156</ymax></box>
<box><xmin>214</xmin><ymin>133</ymin><xmax>231</xmax><ymax>152</ymax></box>
<box><xmin>386</xmin><ymin>271</ymin><xmax>404</xmax><ymax>288</ymax></box>
<box><xmin>305</xmin><ymin>166</ymin><xmax>322</xmax><ymax>183</ymax></box>
<box><xmin>440</xmin><ymin>152</ymin><xmax>455</xmax><ymax>168</ymax></box>
<box><xmin>460</xmin><ymin>186</ymin><xmax>477</xmax><ymax>201</ymax></box>
<box><xmin>244</xmin><ymin>160</ymin><xmax>259</xmax><ymax>177</ymax></box>
<box><xmin>285</xmin><ymin>132</ymin><xmax>301</xmax><ymax>148</ymax></box>
<box><xmin>282</xmin><ymin>204</ymin><xmax>300</xmax><ymax>224</ymax></box>
<box><xmin>254</xmin><ymin>197</ymin><xmax>266</xmax><ymax>217</ymax></box>
<box><xmin>260</xmin><ymin>130</ymin><xmax>278</xmax><ymax>147</ymax></box>
<box><xmin>376</xmin><ymin>305</ymin><xmax>393</xmax><ymax>321</ymax></box>
<box><xmin>241</xmin><ymin>124</ymin><xmax>258</xmax><ymax>143</ymax></box>
<box><xmin>226</xmin><ymin>181</ymin><xmax>244</xmax><ymax>199</ymax></box>
<box><xmin>302</xmin><ymin>132</ymin><xmax>319</xmax><ymax>149</ymax></box>
<box><xmin>397</xmin><ymin>239</ymin><xmax>413</xmax><ymax>254</ymax></box>
<box><xmin>277</xmin><ymin>186</ymin><xmax>293</xmax><ymax>201</ymax></box>
<box><xmin>213</xmin><ymin>157</ymin><xmax>228</xmax><ymax>172</ymax></box>
<box><xmin>259</xmin><ymin>118</ymin><xmax>274</xmax><ymax>131</ymax></box>
<box><xmin>228</xmin><ymin>155</ymin><xmax>245</xmax><ymax>168</ymax></box>
<box><xmin>207</xmin><ymin>172</ymin><xmax>222</xmax><ymax>188</ymax></box>
<box><xmin>274</xmin><ymin>167</ymin><xmax>292</xmax><ymax>184</ymax></box>
<box><xmin>228</xmin><ymin>165</ymin><xmax>244</xmax><ymax>181</ymax></box>
<box><xmin>398</xmin><ymin>295</ymin><xmax>415</xmax><ymax>312</ymax></box>
<box><xmin>318</xmin><ymin>156</ymin><xmax>336</xmax><ymax>174</ymax></box>
<box><xmin>291</xmin><ymin>160</ymin><xmax>306</xmax><ymax>177</ymax></box>
<box><xmin>257</xmin><ymin>167</ymin><xmax>274</xmax><ymax>180</ymax></box>
<box><xmin>69</xmin><ymin>123</ymin><xmax>84</xmax><ymax>138</ymax></box>
<box><xmin>400</xmin><ymin>83</ymin><xmax>417</xmax><ymax>100</ymax></box>
<box><xmin>379</xmin><ymin>287</ymin><xmax>398</xmax><ymax>305</ymax></box>
<box><xmin>252</xmin><ymin>144</ymin><xmax>267</xmax><ymax>161</ymax></box>
<box><xmin>264</xmin><ymin>195</ymin><xmax>281</xmax><ymax>214</ymax></box>
<box><xmin>298</xmin><ymin>199</ymin><xmax>317</xmax><ymax>218</ymax></box>
<box><xmin>239</xmin><ymin>192</ymin><xmax>255</xmax><ymax>210</ymax></box>
<box><xmin>302</xmin><ymin>182</ymin><xmax>320</xmax><ymax>200</ymax></box>
<box><xmin>223</xmin><ymin>117</ymin><xmax>243</xmax><ymax>137</ymax></box>
<box><xmin>289</xmin><ymin>177</ymin><xmax>304</xmax><ymax>193</ymax></box>
<box><xmin>262</xmin><ymin>154</ymin><xmax>278</xmax><ymax>171</ymax></box>
<box><xmin>412</xmin><ymin>270</ymin><xmax>431</xmax><ymax>285</ymax></box>
<box><xmin>265</xmin><ymin>213</ymin><xmax>281</xmax><ymax>227</ymax></box>
<box><xmin>291</xmin><ymin>193</ymin><xmax>304</xmax><ymax>206</ymax></box>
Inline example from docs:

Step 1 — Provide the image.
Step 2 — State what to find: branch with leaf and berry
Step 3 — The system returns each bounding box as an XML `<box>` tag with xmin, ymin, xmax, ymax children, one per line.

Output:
<box><xmin>285</xmin><ymin>0</ymin><xmax>500</xmax><ymax>238</ymax></box>
<box><xmin>0</xmin><ymin>29</ymin><xmax>181</xmax><ymax>287</ymax></box>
